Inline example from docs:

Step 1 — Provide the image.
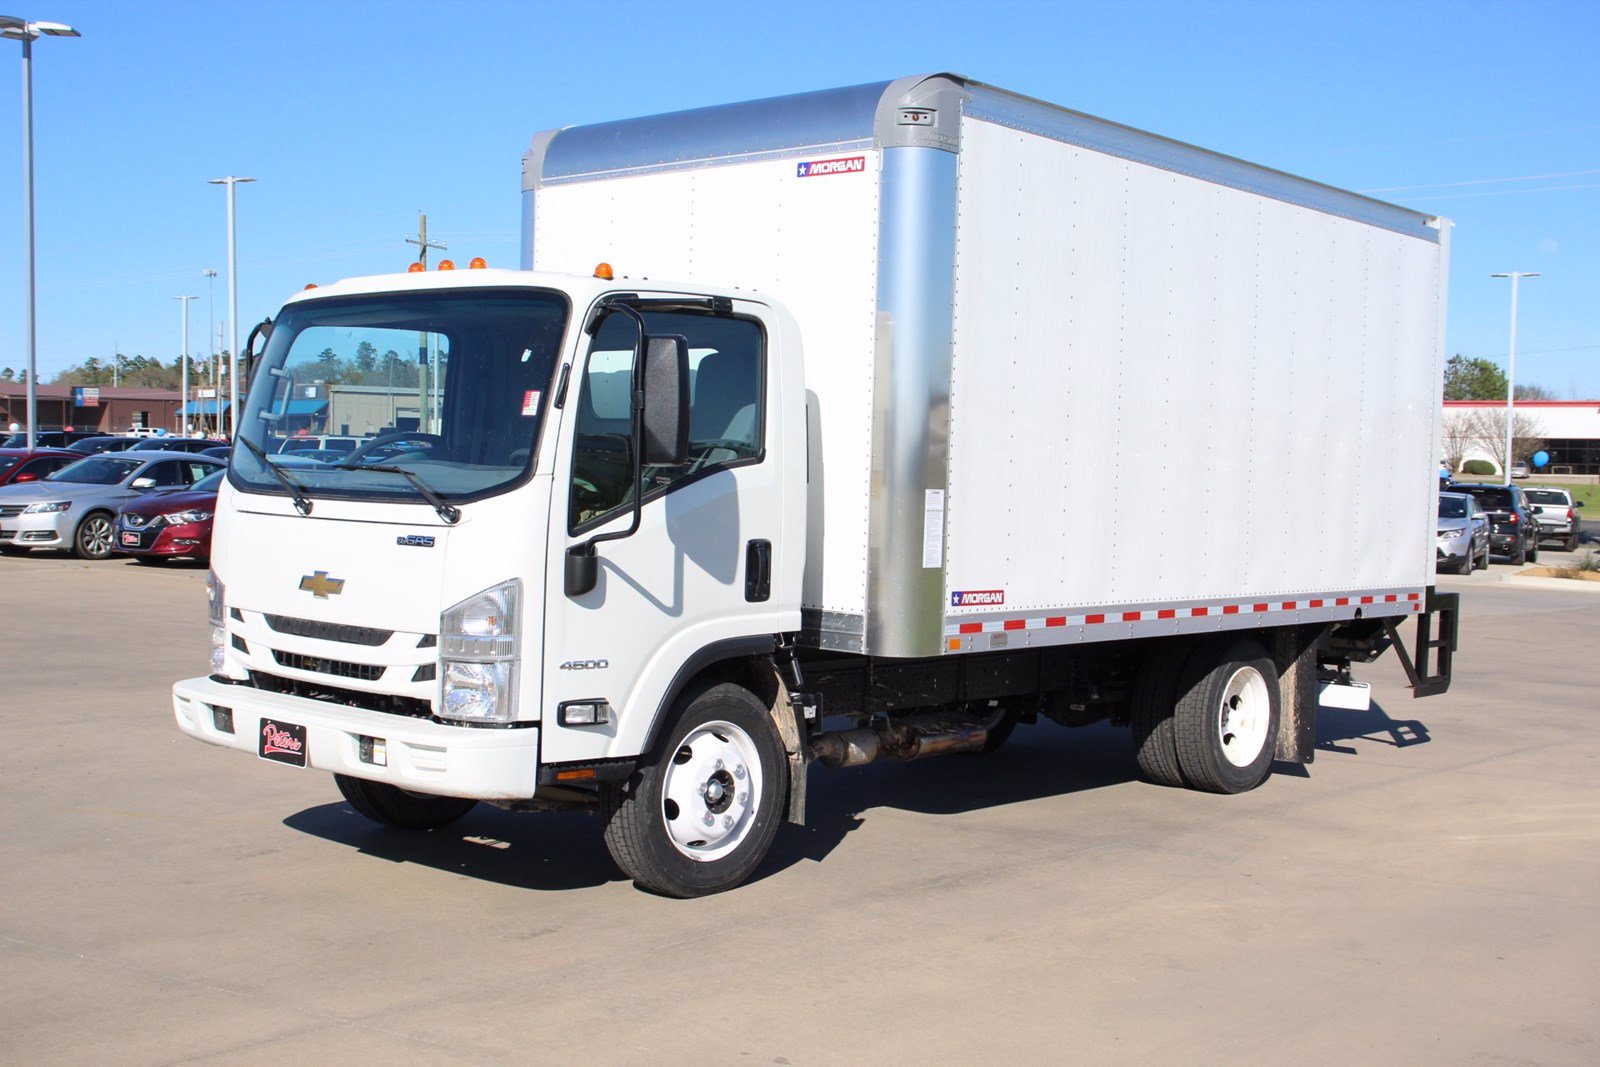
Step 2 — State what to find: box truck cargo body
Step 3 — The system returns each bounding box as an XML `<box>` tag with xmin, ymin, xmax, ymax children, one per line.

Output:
<box><xmin>174</xmin><ymin>74</ymin><xmax>1457</xmax><ymax>897</ymax></box>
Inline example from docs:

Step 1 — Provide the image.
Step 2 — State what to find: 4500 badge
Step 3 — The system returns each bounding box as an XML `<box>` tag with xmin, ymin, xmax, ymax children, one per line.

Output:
<box><xmin>559</xmin><ymin>659</ymin><xmax>609</xmax><ymax>671</ymax></box>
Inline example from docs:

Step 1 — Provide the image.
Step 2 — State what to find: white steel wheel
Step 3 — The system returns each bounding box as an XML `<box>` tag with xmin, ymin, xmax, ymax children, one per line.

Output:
<box><xmin>1173</xmin><ymin>637</ymin><xmax>1280</xmax><ymax>794</ymax></box>
<box><xmin>1214</xmin><ymin>666</ymin><xmax>1272</xmax><ymax>768</ymax></box>
<box><xmin>602</xmin><ymin>681</ymin><xmax>786</xmax><ymax>898</ymax></box>
<box><xmin>660</xmin><ymin>720</ymin><xmax>764</xmax><ymax>862</ymax></box>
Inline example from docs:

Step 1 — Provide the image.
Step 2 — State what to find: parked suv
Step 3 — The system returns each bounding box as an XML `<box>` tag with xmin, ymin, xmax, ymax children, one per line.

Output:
<box><xmin>1436</xmin><ymin>491</ymin><xmax>1490</xmax><ymax>574</ymax></box>
<box><xmin>1523</xmin><ymin>487</ymin><xmax>1584</xmax><ymax>552</ymax></box>
<box><xmin>1447</xmin><ymin>483</ymin><xmax>1540</xmax><ymax>565</ymax></box>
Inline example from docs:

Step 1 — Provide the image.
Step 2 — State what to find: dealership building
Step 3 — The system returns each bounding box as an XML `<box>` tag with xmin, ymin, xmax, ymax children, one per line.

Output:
<box><xmin>0</xmin><ymin>383</ymin><xmax>183</xmax><ymax>436</ymax></box>
<box><xmin>1444</xmin><ymin>399</ymin><xmax>1600</xmax><ymax>475</ymax></box>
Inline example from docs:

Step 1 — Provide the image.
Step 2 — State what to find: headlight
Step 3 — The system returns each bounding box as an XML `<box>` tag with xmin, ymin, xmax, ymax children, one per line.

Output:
<box><xmin>22</xmin><ymin>500</ymin><xmax>70</xmax><ymax>514</ymax></box>
<box><xmin>439</xmin><ymin>579</ymin><xmax>521</xmax><ymax>723</ymax></box>
<box><xmin>1437</xmin><ymin>529</ymin><xmax>1456</xmax><ymax>539</ymax></box>
<box><xmin>207</xmin><ymin>571</ymin><xmax>227</xmax><ymax>673</ymax></box>
<box><xmin>165</xmin><ymin>509</ymin><xmax>214</xmax><ymax>526</ymax></box>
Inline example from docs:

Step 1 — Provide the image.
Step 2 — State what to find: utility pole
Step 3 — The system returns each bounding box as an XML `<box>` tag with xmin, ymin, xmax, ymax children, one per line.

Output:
<box><xmin>208</xmin><ymin>176</ymin><xmax>255</xmax><ymax>437</ymax></box>
<box><xmin>1490</xmin><ymin>271</ymin><xmax>1540</xmax><ymax>486</ymax></box>
<box><xmin>405</xmin><ymin>211</ymin><xmax>446</xmax><ymax>432</ymax></box>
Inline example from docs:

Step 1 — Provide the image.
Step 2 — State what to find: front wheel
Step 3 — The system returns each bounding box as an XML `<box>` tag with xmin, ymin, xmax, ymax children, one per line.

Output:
<box><xmin>334</xmin><ymin>774</ymin><xmax>478</xmax><ymax>830</ymax></box>
<box><xmin>602</xmin><ymin>681</ymin><xmax>785</xmax><ymax>897</ymax></box>
<box><xmin>1173</xmin><ymin>637</ymin><xmax>1280</xmax><ymax>794</ymax></box>
<box><xmin>73</xmin><ymin>512</ymin><xmax>116</xmax><ymax>560</ymax></box>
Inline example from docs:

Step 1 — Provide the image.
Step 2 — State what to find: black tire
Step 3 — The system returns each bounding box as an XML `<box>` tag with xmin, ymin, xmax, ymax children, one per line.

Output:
<box><xmin>1130</xmin><ymin>642</ymin><xmax>1195</xmax><ymax>787</ymax></box>
<box><xmin>1527</xmin><ymin>538</ymin><xmax>1539</xmax><ymax>563</ymax></box>
<box><xmin>1473</xmin><ymin>542</ymin><xmax>1489</xmax><ymax>570</ymax></box>
<box><xmin>1173</xmin><ymin>637</ymin><xmax>1280</xmax><ymax>795</ymax></box>
<box><xmin>1510</xmin><ymin>540</ymin><xmax>1526</xmax><ymax>566</ymax></box>
<box><xmin>334</xmin><ymin>774</ymin><xmax>478</xmax><ymax>830</ymax></box>
<box><xmin>72</xmin><ymin>511</ymin><xmax>116</xmax><ymax>560</ymax></box>
<box><xmin>1565</xmin><ymin>532</ymin><xmax>1581</xmax><ymax>553</ymax></box>
<box><xmin>601</xmin><ymin>681</ymin><xmax>785</xmax><ymax>898</ymax></box>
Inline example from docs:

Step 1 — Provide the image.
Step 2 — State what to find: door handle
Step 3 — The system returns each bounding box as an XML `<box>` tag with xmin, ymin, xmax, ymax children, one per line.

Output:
<box><xmin>744</xmin><ymin>539</ymin><xmax>771</xmax><ymax>602</ymax></box>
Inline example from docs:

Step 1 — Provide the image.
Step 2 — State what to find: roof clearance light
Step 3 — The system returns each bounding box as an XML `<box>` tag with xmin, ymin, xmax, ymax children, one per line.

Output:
<box><xmin>438</xmin><ymin>259</ymin><xmax>455</xmax><ymax>271</ymax></box>
<box><xmin>407</xmin><ymin>262</ymin><xmax>425</xmax><ymax>273</ymax></box>
<box><xmin>469</xmin><ymin>257</ymin><xmax>487</xmax><ymax>270</ymax></box>
<box><xmin>594</xmin><ymin>262</ymin><xmax>614</xmax><ymax>280</ymax></box>
<box><xmin>303</xmin><ymin>283</ymin><xmax>317</xmax><ymax>290</ymax></box>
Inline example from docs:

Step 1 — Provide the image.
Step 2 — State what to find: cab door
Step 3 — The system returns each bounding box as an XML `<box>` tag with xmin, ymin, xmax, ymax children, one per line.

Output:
<box><xmin>539</xmin><ymin>299</ymin><xmax>790</xmax><ymax>765</ymax></box>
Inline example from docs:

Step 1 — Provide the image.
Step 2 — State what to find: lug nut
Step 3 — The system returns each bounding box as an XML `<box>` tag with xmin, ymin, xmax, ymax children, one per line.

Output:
<box><xmin>722</xmin><ymin>815</ymin><xmax>733</xmax><ymax>829</ymax></box>
<box><xmin>733</xmin><ymin>765</ymin><xmax>745</xmax><ymax>780</ymax></box>
<box><xmin>702</xmin><ymin>812</ymin><xmax>714</xmax><ymax>827</ymax></box>
<box><xmin>739</xmin><ymin>793</ymin><xmax>749</xmax><ymax>806</ymax></box>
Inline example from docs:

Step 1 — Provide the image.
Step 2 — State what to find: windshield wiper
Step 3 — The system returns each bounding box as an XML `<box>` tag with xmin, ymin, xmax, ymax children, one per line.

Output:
<box><xmin>235</xmin><ymin>435</ymin><xmax>315</xmax><ymax>516</ymax></box>
<box><xmin>337</xmin><ymin>462</ymin><xmax>461</xmax><ymax>525</ymax></box>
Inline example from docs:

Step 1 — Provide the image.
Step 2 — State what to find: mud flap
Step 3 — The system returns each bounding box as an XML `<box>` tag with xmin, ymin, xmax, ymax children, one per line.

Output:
<box><xmin>769</xmin><ymin>674</ymin><xmax>807</xmax><ymax>825</ymax></box>
<box><xmin>1272</xmin><ymin>624</ymin><xmax>1325</xmax><ymax>764</ymax></box>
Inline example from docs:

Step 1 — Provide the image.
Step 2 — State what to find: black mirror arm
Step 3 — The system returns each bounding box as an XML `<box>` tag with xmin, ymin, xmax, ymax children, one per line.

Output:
<box><xmin>566</xmin><ymin>302</ymin><xmax>647</xmax><ymax>597</ymax></box>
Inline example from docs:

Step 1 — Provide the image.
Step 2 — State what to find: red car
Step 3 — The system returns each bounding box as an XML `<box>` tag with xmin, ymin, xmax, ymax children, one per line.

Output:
<box><xmin>0</xmin><ymin>447</ymin><xmax>84</xmax><ymax>487</ymax></box>
<box><xmin>112</xmin><ymin>469</ymin><xmax>224</xmax><ymax>563</ymax></box>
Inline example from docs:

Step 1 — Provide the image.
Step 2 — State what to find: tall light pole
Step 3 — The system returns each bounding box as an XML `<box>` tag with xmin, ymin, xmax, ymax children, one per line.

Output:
<box><xmin>1</xmin><ymin>15</ymin><xmax>80</xmax><ymax>451</ymax></box>
<box><xmin>1490</xmin><ymin>271</ymin><xmax>1540</xmax><ymax>486</ymax></box>
<box><xmin>208</xmin><ymin>176</ymin><xmax>255</xmax><ymax>436</ymax></box>
<box><xmin>173</xmin><ymin>294</ymin><xmax>196</xmax><ymax>434</ymax></box>
<box><xmin>203</xmin><ymin>267</ymin><xmax>217</xmax><ymax>430</ymax></box>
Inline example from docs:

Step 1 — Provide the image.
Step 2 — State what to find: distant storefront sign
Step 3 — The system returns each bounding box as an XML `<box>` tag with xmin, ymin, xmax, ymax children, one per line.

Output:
<box><xmin>73</xmin><ymin>387</ymin><xmax>101</xmax><ymax>408</ymax></box>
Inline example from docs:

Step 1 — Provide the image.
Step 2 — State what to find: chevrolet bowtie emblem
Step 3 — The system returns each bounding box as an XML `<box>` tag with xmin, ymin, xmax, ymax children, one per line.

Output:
<box><xmin>298</xmin><ymin>571</ymin><xmax>346</xmax><ymax>599</ymax></box>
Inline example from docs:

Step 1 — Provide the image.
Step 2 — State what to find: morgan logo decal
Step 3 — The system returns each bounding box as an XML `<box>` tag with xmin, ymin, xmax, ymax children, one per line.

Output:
<box><xmin>298</xmin><ymin>570</ymin><xmax>345</xmax><ymax>598</ymax></box>
<box><xmin>951</xmin><ymin>589</ymin><xmax>1005</xmax><ymax>607</ymax></box>
<box><xmin>797</xmin><ymin>155</ymin><xmax>865</xmax><ymax>178</ymax></box>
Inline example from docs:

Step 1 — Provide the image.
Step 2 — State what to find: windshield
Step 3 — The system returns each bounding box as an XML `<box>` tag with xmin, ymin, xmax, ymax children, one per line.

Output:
<box><xmin>1523</xmin><ymin>490</ymin><xmax>1565</xmax><ymax>505</ymax></box>
<box><xmin>231</xmin><ymin>289</ymin><xmax>568</xmax><ymax>505</ymax></box>
<box><xmin>47</xmin><ymin>456</ymin><xmax>143</xmax><ymax>485</ymax></box>
<box><xmin>1438</xmin><ymin>497</ymin><xmax>1467</xmax><ymax>518</ymax></box>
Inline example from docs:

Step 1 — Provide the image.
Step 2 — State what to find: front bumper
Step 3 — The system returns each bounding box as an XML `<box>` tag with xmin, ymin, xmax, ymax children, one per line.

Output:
<box><xmin>173</xmin><ymin>675</ymin><xmax>540</xmax><ymax>800</ymax></box>
<box><xmin>115</xmin><ymin>515</ymin><xmax>212</xmax><ymax>557</ymax></box>
<box><xmin>0</xmin><ymin>509</ymin><xmax>69</xmax><ymax>548</ymax></box>
<box><xmin>1435</xmin><ymin>530</ymin><xmax>1471</xmax><ymax>565</ymax></box>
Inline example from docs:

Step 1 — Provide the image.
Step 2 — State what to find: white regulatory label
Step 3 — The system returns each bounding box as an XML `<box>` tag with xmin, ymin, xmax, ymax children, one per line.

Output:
<box><xmin>921</xmin><ymin>489</ymin><xmax>946</xmax><ymax>568</ymax></box>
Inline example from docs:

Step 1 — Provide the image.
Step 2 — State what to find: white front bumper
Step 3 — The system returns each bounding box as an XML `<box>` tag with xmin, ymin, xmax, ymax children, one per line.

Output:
<box><xmin>173</xmin><ymin>675</ymin><xmax>539</xmax><ymax>800</ymax></box>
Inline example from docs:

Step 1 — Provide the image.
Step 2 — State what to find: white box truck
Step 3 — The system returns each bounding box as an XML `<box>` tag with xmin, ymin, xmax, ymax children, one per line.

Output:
<box><xmin>173</xmin><ymin>74</ymin><xmax>1458</xmax><ymax>897</ymax></box>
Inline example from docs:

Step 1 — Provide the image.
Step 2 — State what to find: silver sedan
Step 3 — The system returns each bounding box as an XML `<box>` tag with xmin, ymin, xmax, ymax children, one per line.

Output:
<box><xmin>0</xmin><ymin>452</ymin><xmax>223</xmax><ymax>560</ymax></box>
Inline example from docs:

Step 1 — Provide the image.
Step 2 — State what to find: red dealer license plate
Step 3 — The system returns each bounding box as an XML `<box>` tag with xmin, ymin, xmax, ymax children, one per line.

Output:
<box><xmin>120</xmin><ymin>532</ymin><xmax>139</xmax><ymax>546</ymax></box>
<box><xmin>259</xmin><ymin>718</ymin><xmax>308</xmax><ymax>768</ymax></box>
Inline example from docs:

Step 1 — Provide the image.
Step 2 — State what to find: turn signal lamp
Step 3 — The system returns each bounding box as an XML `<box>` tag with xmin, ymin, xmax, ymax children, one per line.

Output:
<box><xmin>438</xmin><ymin>259</ymin><xmax>455</xmax><ymax>271</ymax></box>
<box><xmin>407</xmin><ymin>262</ymin><xmax>425</xmax><ymax>273</ymax></box>
<box><xmin>469</xmin><ymin>257</ymin><xmax>487</xmax><ymax>269</ymax></box>
<box><xmin>594</xmin><ymin>262</ymin><xmax>614</xmax><ymax>280</ymax></box>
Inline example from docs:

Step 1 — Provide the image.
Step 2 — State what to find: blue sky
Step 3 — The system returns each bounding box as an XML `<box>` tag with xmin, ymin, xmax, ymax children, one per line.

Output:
<box><xmin>0</xmin><ymin>0</ymin><xmax>1595</xmax><ymax>392</ymax></box>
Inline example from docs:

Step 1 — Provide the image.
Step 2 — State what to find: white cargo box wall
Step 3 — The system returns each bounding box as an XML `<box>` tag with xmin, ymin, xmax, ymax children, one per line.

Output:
<box><xmin>523</xmin><ymin>74</ymin><xmax>1448</xmax><ymax>660</ymax></box>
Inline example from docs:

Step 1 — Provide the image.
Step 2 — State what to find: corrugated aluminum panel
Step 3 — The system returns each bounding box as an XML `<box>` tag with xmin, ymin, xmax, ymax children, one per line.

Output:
<box><xmin>944</xmin><ymin>116</ymin><xmax>1440</xmax><ymax>623</ymax></box>
<box><xmin>531</xmin><ymin>154</ymin><xmax>882</xmax><ymax>621</ymax></box>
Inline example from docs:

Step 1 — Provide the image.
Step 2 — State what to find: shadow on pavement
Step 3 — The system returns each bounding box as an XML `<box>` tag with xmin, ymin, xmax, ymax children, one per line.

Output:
<box><xmin>1316</xmin><ymin>700</ymin><xmax>1430</xmax><ymax>756</ymax></box>
<box><xmin>282</xmin><ymin>722</ymin><xmax>1142</xmax><ymax>891</ymax></box>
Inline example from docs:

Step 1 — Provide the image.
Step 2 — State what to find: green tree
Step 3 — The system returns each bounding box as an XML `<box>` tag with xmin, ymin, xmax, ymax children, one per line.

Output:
<box><xmin>1443</xmin><ymin>355</ymin><xmax>1508</xmax><ymax>400</ymax></box>
<box><xmin>0</xmin><ymin>368</ymin><xmax>13</xmax><ymax>382</ymax></box>
<box><xmin>1515</xmin><ymin>382</ymin><xmax>1556</xmax><ymax>400</ymax></box>
<box><xmin>354</xmin><ymin>340</ymin><xmax>378</xmax><ymax>377</ymax></box>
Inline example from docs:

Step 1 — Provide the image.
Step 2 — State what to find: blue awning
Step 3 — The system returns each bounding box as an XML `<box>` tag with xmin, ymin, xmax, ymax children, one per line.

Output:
<box><xmin>181</xmin><ymin>399</ymin><xmax>228</xmax><ymax>416</ymax></box>
<box><xmin>285</xmin><ymin>399</ymin><xmax>329</xmax><ymax>416</ymax></box>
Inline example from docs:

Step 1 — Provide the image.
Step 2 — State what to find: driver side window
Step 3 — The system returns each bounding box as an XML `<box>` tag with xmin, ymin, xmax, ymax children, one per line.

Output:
<box><xmin>569</xmin><ymin>308</ymin><xmax>764</xmax><ymax>531</ymax></box>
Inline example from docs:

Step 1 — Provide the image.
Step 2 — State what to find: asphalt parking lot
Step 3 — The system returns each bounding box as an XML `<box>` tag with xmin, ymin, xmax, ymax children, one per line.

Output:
<box><xmin>3</xmin><ymin>555</ymin><xmax>1597</xmax><ymax>1064</ymax></box>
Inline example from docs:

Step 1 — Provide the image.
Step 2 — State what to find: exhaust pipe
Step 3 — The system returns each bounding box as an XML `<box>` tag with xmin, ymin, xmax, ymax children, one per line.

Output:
<box><xmin>810</xmin><ymin>712</ymin><xmax>988</xmax><ymax>769</ymax></box>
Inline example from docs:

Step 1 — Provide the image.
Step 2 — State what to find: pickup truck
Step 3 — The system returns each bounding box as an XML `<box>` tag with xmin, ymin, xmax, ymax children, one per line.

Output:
<box><xmin>1523</xmin><ymin>487</ymin><xmax>1584</xmax><ymax>552</ymax></box>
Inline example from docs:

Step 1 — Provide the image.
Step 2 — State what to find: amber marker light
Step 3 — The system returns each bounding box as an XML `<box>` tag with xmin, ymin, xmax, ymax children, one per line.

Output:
<box><xmin>407</xmin><ymin>262</ymin><xmax>425</xmax><ymax>273</ymax></box>
<box><xmin>469</xmin><ymin>257</ymin><xmax>487</xmax><ymax>269</ymax></box>
<box><xmin>303</xmin><ymin>283</ymin><xmax>317</xmax><ymax>290</ymax></box>
<box><xmin>438</xmin><ymin>259</ymin><xmax>455</xmax><ymax>271</ymax></box>
<box><xmin>593</xmin><ymin>262</ymin><xmax>614</xmax><ymax>280</ymax></box>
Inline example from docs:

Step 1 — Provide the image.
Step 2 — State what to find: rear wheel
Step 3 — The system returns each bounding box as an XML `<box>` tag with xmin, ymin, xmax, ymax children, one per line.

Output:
<box><xmin>72</xmin><ymin>512</ymin><xmax>115</xmax><ymax>560</ymax></box>
<box><xmin>1527</xmin><ymin>538</ymin><xmax>1539</xmax><ymax>563</ymax></box>
<box><xmin>334</xmin><ymin>774</ymin><xmax>478</xmax><ymax>830</ymax></box>
<box><xmin>1173</xmin><ymin>637</ymin><xmax>1280</xmax><ymax>794</ymax></box>
<box><xmin>601</xmin><ymin>681</ymin><xmax>785</xmax><ymax>897</ymax></box>
<box><xmin>1474</xmin><ymin>542</ymin><xmax>1489</xmax><ymax>570</ymax></box>
<box><xmin>1510</xmin><ymin>540</ymin><xmax>1526</xmax><ymax>566</ymax></box>
<box><xmin>1130</xmin><ymin>642</ymin><xmax>1195</xmax><ymax>787</ymax></box>
<box><xmin>1566</xmin><ymin>531</ymin><xmax>1582</xmax><ymax>552</ymax></box>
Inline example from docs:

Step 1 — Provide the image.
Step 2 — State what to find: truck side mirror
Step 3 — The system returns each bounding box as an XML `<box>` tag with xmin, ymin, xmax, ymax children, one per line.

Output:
<box><xmin>641</xmin><ymin>334</ymin><xmax>689</xmax><ymax>466</ymax></box>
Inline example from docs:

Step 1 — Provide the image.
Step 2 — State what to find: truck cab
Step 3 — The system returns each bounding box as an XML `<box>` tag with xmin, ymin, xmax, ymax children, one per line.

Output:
<box><xmin>174</xmin><ymin>267</ymin><xmax>805</xmax><ymax>830</ymax></box>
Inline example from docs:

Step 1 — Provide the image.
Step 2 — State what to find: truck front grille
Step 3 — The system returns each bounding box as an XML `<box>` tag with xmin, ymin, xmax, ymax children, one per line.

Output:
<box><xmin>246</xmin><ymin>671</ymin><xmax>432</xmax><ymax>719</ymax></box>
<box><xmin>270</xmin><ymin>648</ymin><xmax>385</xmax><ymax>682</ymax></box>
<box><xmin>263</xmin><ymin>614</ymin><xmax>394</xmax><ymax>646</ymax></box>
